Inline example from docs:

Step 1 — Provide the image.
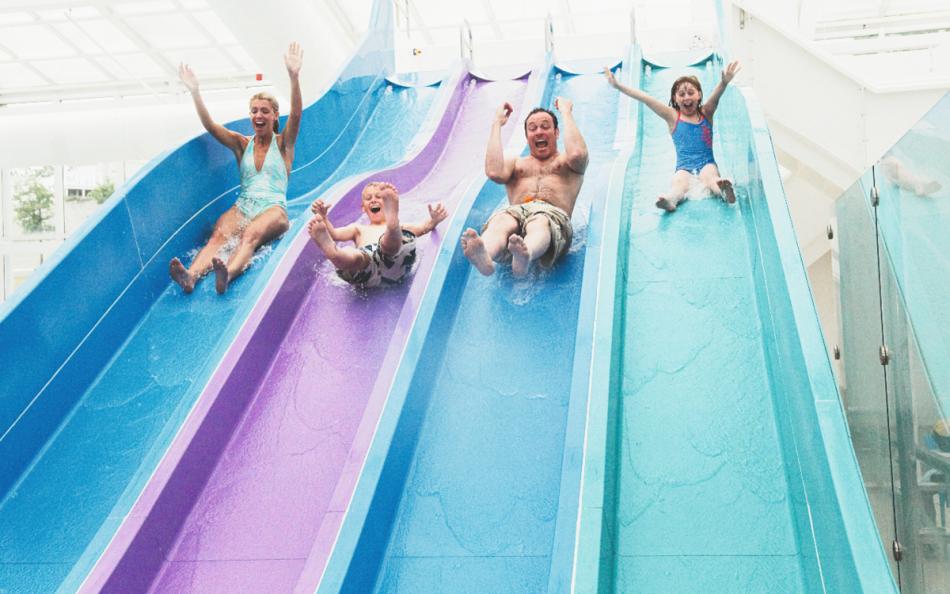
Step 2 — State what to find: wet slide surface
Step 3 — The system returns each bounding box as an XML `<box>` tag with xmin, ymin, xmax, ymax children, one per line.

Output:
<box><xmin>330</xmin><ymin>67</ymin><xmax>620</xmax><ymax>594</ymax></box>
<box><xmin>92</xmin><ymin>74</ymin><xmax>528</xmax><ymax>594</ymax></box>
<box><xmin>0</xmin><ymin>83</ymin><xmax>435</xmax><ymax>594</ymax></box>
<box><xmin>603</xmin><ymin>60</ymin><xmax>814</xmax><ymax>591</ymax></box>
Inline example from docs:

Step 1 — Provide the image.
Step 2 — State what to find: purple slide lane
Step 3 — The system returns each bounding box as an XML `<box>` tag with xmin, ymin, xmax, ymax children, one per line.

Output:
<box><xmin>80</xmin><ymin>71</ymin><xmax>528</xmax><ymax>594</ymax></box>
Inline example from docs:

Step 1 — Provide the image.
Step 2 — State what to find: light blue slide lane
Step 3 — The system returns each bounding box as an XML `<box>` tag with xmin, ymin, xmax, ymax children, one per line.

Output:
<box><xmin>319</xmin><ymin>63</ymin><xmax>621</xmax><ymax>593</ymax></box>
<box><xmin>0</xmin><ymin>49</ymin><xmax>439</xmax><ymax>594</ymax></box>
<box><xmin>577</xmin><ymin>53</ymin><xmax>895</xmax><ymax>593</ymax></box>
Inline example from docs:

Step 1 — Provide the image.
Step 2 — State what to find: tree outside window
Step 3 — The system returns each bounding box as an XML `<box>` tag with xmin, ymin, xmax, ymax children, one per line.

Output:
<box><xmin>13</xmin><ymin>166</ymin><xmax>55</xmax><ymax>234</ymax></box>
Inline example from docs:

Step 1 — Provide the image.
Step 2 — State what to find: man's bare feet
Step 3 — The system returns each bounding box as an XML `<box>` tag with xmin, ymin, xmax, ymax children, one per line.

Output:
<box><xmin>508</xmin><ymin>234</ymin><xmax>530</xmax><ymax>278</ymax></box>
<box><xmin>718</xmin><ymin>179</ymin><xmax>736</xmax><ymax>204</ymax></box>
<box><xmin>461</xmin><ymin>228</ymin><xmax>495</xmax><ymax>276</ymax></box>
<box><xmin>656</xmin><ymin>195</ymin><xmax>679</xmax><ymax>212</ymax></box>
<box><xmin>212</xmin><ymin>257</ymin><xmax>229</xmax><ymax>295</ymax></box>
<box><xmin>169</xmin><ymin>257</ymin><xmax>195</xmax><ymax>294</ymax></box>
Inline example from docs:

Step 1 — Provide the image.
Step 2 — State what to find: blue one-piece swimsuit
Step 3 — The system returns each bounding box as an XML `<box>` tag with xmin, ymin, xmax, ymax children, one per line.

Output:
<box><xmin>671</xmin><ymin>113</ymin><xmax>715</xmax><ymax>174</ymax></box>
<box><xmin>235</xmin><ymin>135</ymin><xmax>288</xmax><ymax>219</ymax></box>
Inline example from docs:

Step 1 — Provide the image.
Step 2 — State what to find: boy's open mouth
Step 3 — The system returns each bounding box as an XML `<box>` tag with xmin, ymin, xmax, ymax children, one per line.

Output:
<box><xmin>369</xmin><ymin>206</ymin><xmax>382</xmax><ymax>213</ymax></box>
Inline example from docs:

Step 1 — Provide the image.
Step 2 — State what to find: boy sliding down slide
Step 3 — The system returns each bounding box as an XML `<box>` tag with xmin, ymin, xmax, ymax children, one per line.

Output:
<box><xmin>308</xmin><ymin>182</ymin><xmax>447</xmax><ymax>288</ymax></box>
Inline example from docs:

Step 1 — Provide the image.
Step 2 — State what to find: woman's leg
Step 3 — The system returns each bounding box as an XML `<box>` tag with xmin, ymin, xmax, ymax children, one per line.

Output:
<box><xmin>213</xmin><ymin>205</ymin><xmax>289</xmax><ymax>293</ymax></box>
<box><xmin>170</xmin><ymin>205</ymin><xmax>244</xmax><ymax>293</ymax></box>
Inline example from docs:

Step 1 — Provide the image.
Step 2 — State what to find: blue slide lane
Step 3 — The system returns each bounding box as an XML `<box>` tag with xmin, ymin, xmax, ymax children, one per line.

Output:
<box><xmin>0</xmin><ymin>6</ymin><xmax>444</xmax><ymax>591</ymax></box>
<box><xmin>317</xmin><ymin>58</ymin><xmax>626</xmax><ymax>594</ymax></box>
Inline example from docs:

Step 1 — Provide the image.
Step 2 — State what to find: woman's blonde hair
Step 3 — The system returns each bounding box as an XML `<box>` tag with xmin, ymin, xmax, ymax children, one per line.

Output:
<box><xmin>249</xmin><ymin>92</ymin><xmax>280</xmax><ymax>132</ymax></box>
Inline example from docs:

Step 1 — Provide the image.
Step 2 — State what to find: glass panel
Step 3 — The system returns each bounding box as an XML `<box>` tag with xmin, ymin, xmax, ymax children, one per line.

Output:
<box><xmin>836</xmin><ymin>169</ymin><xmax>900</xmax><ymax>581</ymax></box>
<box><xmin>875</xmin><ymin>92</ymin><xmax>950</xmax><ymax>594</ymax></box>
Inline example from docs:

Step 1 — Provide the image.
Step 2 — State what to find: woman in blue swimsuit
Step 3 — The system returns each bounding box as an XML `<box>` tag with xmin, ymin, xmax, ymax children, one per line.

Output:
<box><xmin>170</xmin><ymin>42</ymin><xmax>303</xmax><ymax>294</ymax></box>
<box><xmin>605</xmin><ymin>60</ymin><xmax>740</xmax><ymax>212</ymax></box>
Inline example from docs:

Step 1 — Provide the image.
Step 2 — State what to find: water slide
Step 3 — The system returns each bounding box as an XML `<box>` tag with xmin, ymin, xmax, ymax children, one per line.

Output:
<box><xmin>314</xmin><ymin>58</ymin><xmax>623</xmax><ymax>593</ymax></box>
<box><xmin>1</xmin><ymin>9</ymin><xmax>900</xmax><ymax>594</ymax></box>
<box><xmin>571</xmin><ymin>49</ymin><xmax>896</xmax><ymax>592</ymax></box>
<box><xmin>0</xmin><ymin>5</ymin><xmax>439</xmax><ymax>592</ymax></box>
<box><xmin>79</xmin><ymin>62</ymin><xmax>534</xmax><ymax>593</ymax></box>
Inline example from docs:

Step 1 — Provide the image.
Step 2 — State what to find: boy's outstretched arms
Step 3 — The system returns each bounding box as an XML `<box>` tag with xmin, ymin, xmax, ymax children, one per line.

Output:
<box><xmin>701</xmin><ymin>60</ymin><xmax>740</xmax><ymax>120</ymax></box>
<box><xmin>603</xmin><ymin>66</ymin><xmax>677</xmax><ymax>128</ymax></box>
<box><xmin>404</xmin><ymin>202</ymin><xmax>448</xmax><ymax>237</ymax></box>
<box><xmin>310</xmin><ymin>198</ymin><xmax>357</xmax><ymax>241</ymax></box>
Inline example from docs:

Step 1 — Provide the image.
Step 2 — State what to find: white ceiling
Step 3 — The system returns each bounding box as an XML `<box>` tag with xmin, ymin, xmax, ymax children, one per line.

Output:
<box><xmin>1</xmin><ymin>0</ymin><xmax>948</xmax><ymax>107</ymax></box>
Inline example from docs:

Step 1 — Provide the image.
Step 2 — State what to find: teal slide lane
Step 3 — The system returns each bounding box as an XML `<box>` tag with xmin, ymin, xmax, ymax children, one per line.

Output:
<box><xmin>573</xmin><ymin>51</ymin><xmax>895</xmax><ymax>593</ymax></box>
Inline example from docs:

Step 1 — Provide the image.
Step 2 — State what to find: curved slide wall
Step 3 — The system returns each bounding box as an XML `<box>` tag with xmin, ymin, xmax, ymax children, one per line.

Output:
<box><xmin>79</xmin><ymin>64</ymin><xmax>531</xmax><ymax>594</ymax></box>
<box><xmin>0</xmin><ymin>4</ymin><xmax>439</xmax><ymax>592</ymax></box>
<box><xmin>573</xmin><ymin>50</ymin><xmax>896</xmax><ymax>593</ymax></box>
<box><xmin>316</xmin><ymin>58</ymin><xmax>624</xmax><ymax>594</ymax></box>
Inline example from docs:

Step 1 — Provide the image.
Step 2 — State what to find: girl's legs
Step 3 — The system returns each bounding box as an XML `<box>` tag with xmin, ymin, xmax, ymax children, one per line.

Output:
<box><xmin>699</xmin><ymin>163</ymin><xmax>736</xmax><ymax>203</ymax></box>
<box><xmin>657</xmin><ymin>170</ymin><xmax>691</xmax><ymax>212</ymax></box>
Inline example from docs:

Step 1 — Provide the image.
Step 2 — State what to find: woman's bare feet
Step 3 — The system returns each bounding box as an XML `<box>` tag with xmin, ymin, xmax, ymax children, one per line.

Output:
<box><xmin>717</xmin><ymin>179</ymin><xmax>736</xmax><ymax>204</ymax></box>
<box><xmin>461</xmin><ymin>228</ymin><xmax>495</xmax><ymax>276</ymax></box>
<box><xmin>169</xmin><ymin>257</ymin><xmax>195</xmax><ymax>293</ymax></box>
<box><xmin>212</xmin><ymin>257</ymin><xmax>229</xmax><ymax>294</ymax></box>
<box><xmin>508</xmin><ymin>234</ymin><xmax>530</xmax><ymax>277</ymax></box>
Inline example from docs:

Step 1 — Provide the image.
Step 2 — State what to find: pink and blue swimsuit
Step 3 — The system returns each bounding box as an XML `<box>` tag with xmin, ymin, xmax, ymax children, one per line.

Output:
<box><xmin>671</xmin><ymin>113</ymin><xmax>715</xmax><ymax>174</ymax></box>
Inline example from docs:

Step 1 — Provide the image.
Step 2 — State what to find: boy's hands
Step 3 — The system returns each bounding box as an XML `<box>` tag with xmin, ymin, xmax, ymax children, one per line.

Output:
<box><xmin>722</xmin><ymin>60</ymin><xmax>741</xmax><ymax>84</ymax></box>
<box><xmin>427</xmin><ymin>202</ymin><xmax>448</xmax><ymax>226</ymax></box>
<box><xmin>310</xmin><ymin>199</ymin><xmax>329</xmax><ymax>217</ymax></box>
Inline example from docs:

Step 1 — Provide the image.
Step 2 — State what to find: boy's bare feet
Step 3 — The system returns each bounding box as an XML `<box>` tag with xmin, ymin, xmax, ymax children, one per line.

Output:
<box><xmin>307</xmin><ymin>215</ymin><xmax>337</xmax><ymax>254</ymax></box>
<box><xmin>656</xmin><ymin>195</ymin><xmax>679</xmax><ymax>212</ymax></box>
<box><xmin>718</xmin><ymin>179</ymin><xmax>736</xmax><ymax>204</ymax></box>
<box><xmin>169</xmin><ymin>257</ymin><xmax>195</xmax><ymax>293</ymax></box>
<box><xmin>380</xmin><ymin>186</ymin><xmax>400</xmax><ymax>229</ymax></box>
<box><xmin>508</xmin><ymin>234</ymin><xmax>530</xmax><ymax>278</ymax></box>
<box><xmin>212</xmin><ymin>257</ymin><xmax>229</xmax><ymax>295</ymax></box>
<box><xmin>461</xmin><ymin>228</ymin><xmax>495</xmax><ymax>276</ymax></box>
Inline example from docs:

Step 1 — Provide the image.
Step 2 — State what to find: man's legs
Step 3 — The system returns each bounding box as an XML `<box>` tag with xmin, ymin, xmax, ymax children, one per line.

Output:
<box><xmin>461</xmin><ymin>212</ymin><xmax>519</xmax><ymax>276</ymax></box>
<box><xmin>508</xmin><ymin>216</ymin><xmax>552</xmax><ymax>278</ymax></box>
<box><xmin>170</xmin><ymin>205</ymin><xmax>244</xmax><ymax>293</ymax></box>
<box><xmin>213</xmin><ymin>205</ymin><xmax>289</xmax><ymax>294</ymax></box>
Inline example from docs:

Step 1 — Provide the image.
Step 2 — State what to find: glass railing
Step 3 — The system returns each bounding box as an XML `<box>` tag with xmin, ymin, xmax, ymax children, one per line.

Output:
<box><xmin>836</xmin><ymin>91</ymin><xmax>950</xmax><ymax>594</ymax></box>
